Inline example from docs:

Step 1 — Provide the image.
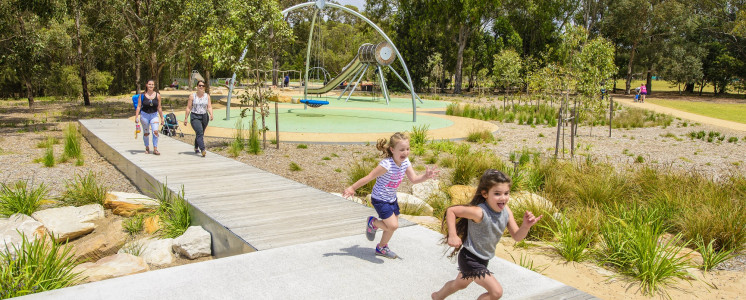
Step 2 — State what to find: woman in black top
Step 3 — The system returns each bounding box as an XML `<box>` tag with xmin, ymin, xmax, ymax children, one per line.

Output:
<box><xmin>135</xmin><ymin>79</ymin><xmax>164</xmax><ymax>155</ymax></box>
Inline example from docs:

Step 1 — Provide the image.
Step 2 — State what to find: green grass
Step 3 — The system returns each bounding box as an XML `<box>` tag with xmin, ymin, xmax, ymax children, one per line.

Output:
<box><xmin>42</xmin><ymin>146</ymin><xmax>55</xmax><ymax>167</ymax></box>
<box><xmin>465</xmin><ymin>129</ymin><xmax>495</xmax><ymax>143</ymax></box>
<box><xmin>614</xmin><ymin>79</ymin><xmax>716</xmax><ymax>93</ymax></box>
<box><xmin>547</xmin><ymin>218</ymin><xmax>594</xmax><ymax>262</ymax></box>
<box><xmin>62</xmin><ymin>123</ymin><xmax>82</xmax><ymax>161</ymax></box>
<box><xmin>58</xmin><ymin>172</ymin><xmax>109</xmax><ymax>206</ymax></box>
<box><xmin>410</xmin><ymin>124</ymin><xmax>430</xmax><ymax>147</ymax></box>
<box><xmin>296</xmin><ymin>144</ymin><xmax>308</xmax><ymax>149</ymax></box>
<box><xmin>346</xmin><ymin>157</ymin><xmax>378</xmax><ymax>196</ymax></box>
<box><xmin>0</xmin><ymin>180</ymin><xmax>48</xmax><ymax>217</ymax></box>
<box><xmin>648</xmin><ymin>99</ymin><xmax>746</xmax><ymax>124</ymax></box>
<box><xmin>123</xmin><ymin>214</ymin><xmax>145</xmax><ymax>235</ymax></box>
<box><xmin>36</xmin><ymin>136</ymin><xmax>59</xmax><ymax>148</ymax></box>
<box><xmin>0</xmin><ymin>233</ymin><xmax>83</xmax><ymax>298</ymax></box>
<box><xmin>289</xmin><ymin>162</ymin><xmax>302</xmax><ymax>171</ymax></box>
<box><xmin>695</xmin><ymin>237</ymin><xmax>736</xmax><ymax>272</ymax></box>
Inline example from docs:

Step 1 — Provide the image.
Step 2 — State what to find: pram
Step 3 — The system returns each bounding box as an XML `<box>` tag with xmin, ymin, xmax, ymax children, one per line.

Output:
<box><xmin>161</xmin><ymin>103</ymin><xmax>184</xmax><ymax>137</ymax></box>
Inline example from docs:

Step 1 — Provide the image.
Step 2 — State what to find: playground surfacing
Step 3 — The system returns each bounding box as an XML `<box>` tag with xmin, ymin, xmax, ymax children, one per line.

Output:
<box><xmin>171</xmin><ymin>95</ymin><xmax>498</xmax><ymax>143</ymax></box>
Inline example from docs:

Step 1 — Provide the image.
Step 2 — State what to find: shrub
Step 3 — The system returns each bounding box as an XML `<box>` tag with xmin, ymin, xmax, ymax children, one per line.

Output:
<box><xmin>410</xmin><ymin>124</ymin><xmax>430</xmax><ymax>148</ymax></box>
<box><xmin>0</xmin><ymin>233</ymin><xmax>83</xmax><ymax>298</ymax></box>
<box><xmin>62</xmin><ymin>123</ymin><xmax>82</xmax><ymax>161</ymax></box>
<box><xmin>289</xmin><ymin>162</ymin><xmax>302</xmax><ymax>171</ymax></box>
<box><xmin>695</xmin><ymin>237</ymin><xmax>736</xmax><ymax>272</ymax></box>
<box><xmin>157</xmin><ymin>187</ymin><xmax>191</xmax><ymax>238</ymax></box>
<box><xmin>346</xmin><ymin>157</ymin><xmax>378</xmax><ymax>196</ymax></box>
<box><xmin>465</xmin><ymin>129</ymin><xmax>494</xmax><ymax>143</ymax></box>
<box><xmin>0</xmin><ymin>180</ymin><xmax>48</xmax><ymax>217</ymax></box>
<box><xmin>123</xmin><ymin>215</ymin><xmax>145</xmax><ymax>235</ymax></box>
<box><xmin>58</xmin><ymin>172</ymin><xmax>109</xmax><ymax>206</ymax></box>
<box><xmin>296</xmin><ymin>144</ymin><xmax>308</xmax><ymax>149</ymax></box>
<box><xmin>727</xmin><ymin>137</ymin><xmax>738</xmax><ymax>143</ymax></box>
<box><xmin>42</xmin><ymin>146</ymin><xmax>55</xmax><ymax>167</ymax></box>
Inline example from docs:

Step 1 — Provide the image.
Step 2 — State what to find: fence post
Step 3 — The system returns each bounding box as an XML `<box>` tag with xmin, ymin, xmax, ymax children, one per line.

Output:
<box><xmin>275</xmin><ymin>102</ymin><xmax>279</xmax><ymax>149</ymax></box>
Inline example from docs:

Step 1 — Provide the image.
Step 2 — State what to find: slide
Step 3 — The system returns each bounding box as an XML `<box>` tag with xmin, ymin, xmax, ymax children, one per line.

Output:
<box><xmin>306</xmin><ymin>54</ymin><xmax>363</xmax><ymax>95</ymax></box>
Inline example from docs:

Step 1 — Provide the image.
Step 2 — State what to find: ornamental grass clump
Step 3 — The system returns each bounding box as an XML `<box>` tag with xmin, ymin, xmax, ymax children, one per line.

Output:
<box><xmin>156</xmin><ymin>186</ymin><xmax>191</xmax><ymax>239</ymax></box>
<box><xmin>58</xmin><ymin>172</ymin><xmax>108</xmax><ymax>206</ymax></box>
<box><xmin>346</xmin><ymin>156</ymin><xmax>378</xmax><ymax>196</ymax></box>
<box><xmin>62</xmin><ymin>123</ymin><xmax>82</xmax><ymax>161</ymax></box>
<box><xmin>0</xmin><ymin>180</ymin><xmax>48</xmax><ymax>217</ymax></box>
<box><xmin>0</xmin><ymin>233</ymin><xmax>83</xmax><ymax>299</ymax></box>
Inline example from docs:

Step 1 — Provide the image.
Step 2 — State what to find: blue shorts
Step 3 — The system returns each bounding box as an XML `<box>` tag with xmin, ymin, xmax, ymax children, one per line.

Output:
<box><xmin>371</xmin><ymin>196</ymin><xmax>399</xmax><ymax>219</ymax></box>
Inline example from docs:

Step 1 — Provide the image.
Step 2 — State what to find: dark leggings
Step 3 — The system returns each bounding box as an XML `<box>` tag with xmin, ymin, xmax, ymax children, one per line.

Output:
<box><xmin>190</xmin><ymin>113</ymin><xmax>209</xmax><ymax>151</ymax></box>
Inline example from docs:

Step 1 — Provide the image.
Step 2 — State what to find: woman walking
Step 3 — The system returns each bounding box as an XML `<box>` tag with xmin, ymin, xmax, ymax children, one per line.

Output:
<box><xmin>183</xmin><ymin>80</ymin><xmax>214</xmax><ymax>157</ymax></box>
<box><xmin>135</xmin><ymin>79</ymin><xmax>164</xmax><ymax>155</ymax></box>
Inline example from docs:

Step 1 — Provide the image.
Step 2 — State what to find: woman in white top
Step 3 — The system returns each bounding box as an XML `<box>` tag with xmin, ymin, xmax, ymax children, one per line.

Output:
<box><xmin>183</xmin><ymin>80</ymin><xmax>214</xmax><ymax>157</ymax></box>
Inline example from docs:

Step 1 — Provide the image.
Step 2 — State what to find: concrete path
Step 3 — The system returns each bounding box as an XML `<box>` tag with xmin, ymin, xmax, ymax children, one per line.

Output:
<box><xmin>614</xmin><ymin>96</ymin><xmax>746</xmax><ymax>132</ymax></box>
<box><xmin>19</xmin><ymin>119</ymin><xmax>596</xmax><ymax>300</ymax></box>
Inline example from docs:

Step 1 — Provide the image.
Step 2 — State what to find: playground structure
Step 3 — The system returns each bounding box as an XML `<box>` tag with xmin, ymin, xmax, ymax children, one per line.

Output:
<box><xmin>226</xmin><ymin>0</ymin><xmax>422</xmax><ymax>121</ymax></box>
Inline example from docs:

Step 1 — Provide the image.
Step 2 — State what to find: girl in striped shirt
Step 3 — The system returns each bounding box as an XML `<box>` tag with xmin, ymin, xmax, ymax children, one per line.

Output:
<box><xmin>343</xmin><ymin>132</ymin><xmax>439</xmax><ymax>259</ymax></box>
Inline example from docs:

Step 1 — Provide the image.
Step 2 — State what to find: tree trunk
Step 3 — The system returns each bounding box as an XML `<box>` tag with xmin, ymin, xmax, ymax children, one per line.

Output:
<box><xmin>149</xmin><ymin>51</ymin><xmax>159</xmax><ymax>88</ymax></box>
<box><xmin>454</xmin><ymin>24</ymin><xmax>469</xmax><ymax>94</ymax></box>
<box><xmin>74</xmin><ymin>4</ymin><xmax>90</xmax><ymax>106</ymax></box>
<box><xmin>684</xmin><ymin>83</ymin><xmax>694</xmax><ymax>93</ymax></box>
<box><xmin>136</xmin><ymin>54</ymin><xmax>142</xmax><ymax>94</ymax></box>
<box><xmin>205</xmin><ymin>68</ymin><xmax>211</xmax><ymax>94</ymax></box>
<box><xmin>625</xmin><ymin>41</ymin><xmax>638</xmax><ymax>94</ymax></box>
<box><xmin>24</xmin><ymin>77</ymin><xmax>34</xmax><ymax>109</ymax></box>
<box><xmin>646</xmin><ymin>67</ymin><xmax>653</xmax><ymax>96</ymax></box>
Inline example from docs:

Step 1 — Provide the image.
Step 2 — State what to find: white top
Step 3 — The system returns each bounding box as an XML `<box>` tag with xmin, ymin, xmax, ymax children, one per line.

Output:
<box><xmin>191</xmin><ymin>92</ymin><xmax>209</xmax><ymax>114</ymax></box>
<box><xmin>371</xmin><ymin>157</ymin><xmax>411</xmax><ymax>203</ymax></box>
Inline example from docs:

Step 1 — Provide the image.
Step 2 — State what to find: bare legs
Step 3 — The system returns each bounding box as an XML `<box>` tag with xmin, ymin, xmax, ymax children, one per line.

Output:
<box><xmin>432</xmin><ymin>273</ymin><xmax>503</xmax><ymax>300</ymax></box>
<box><xmin>372</xmin><ymin>215</ymin><xmax>398</xmax><ymax>247</ymax></box>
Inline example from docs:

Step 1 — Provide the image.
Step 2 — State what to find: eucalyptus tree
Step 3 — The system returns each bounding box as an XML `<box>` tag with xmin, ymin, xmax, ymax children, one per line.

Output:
<box><xmin>0</xmin><ymin>0</ymin><xmax>65</xmax><ymax>108</ymax></box>
<box><xmin>114</xmin><ymin>0</ymin><xmax>207</xmax><ymax>92</ymax></box>
<box><xmin>492</xmin><ymin>49</ymin><xmax>522</xmax><ymax>107</ymax></box>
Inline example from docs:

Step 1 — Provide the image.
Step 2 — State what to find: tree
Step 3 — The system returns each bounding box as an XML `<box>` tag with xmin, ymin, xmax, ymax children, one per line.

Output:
<box><xmin>492</xmin><ymin>49</ymin><xmax>523</xmax><ymax>102</ymax></box>
<box><xmin>0</xmin><ymin>0</ymin><xmax>65</xmax><ymax>108</ymax></box>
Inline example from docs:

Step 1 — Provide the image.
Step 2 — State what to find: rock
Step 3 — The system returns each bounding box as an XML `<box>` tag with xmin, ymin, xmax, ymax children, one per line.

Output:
<box><xmin>104</xmin><ymin>192</ymin><xmax>159</xmax><ymax>217</ymax></box>
<box><xmin>119</xmin><ymin>238</ymin><xmax>174</xmax><ymax>267</ymax></box>
<box><xmin>396</xmin><ymin>193</ymin><xmax>433</xmax><ymax>216</ymax></box>
<box><xmin>71</xmin><ymin>218</ymin><xmax>128</xmax><ymax>263</ymax></box>
<box><xmin>72</xmin><ymin>253</ymin><xmax>149</xmax><ymax>283</ymax></box>
<box><xmin>31</xmin><ymin>204</ymin><xmax>105</xmax><ymax>242</ymax></box>
<box><xmin>510</xmin><ymin>191</ymin><xmax>554</xmax><ymax>210</ymax></box>
<box><xmin>143</xmin><ymin>214</ymin><xmax>160</xmax><ymax>234</ymax></box>
<box><xmin>331</xmin><ymin>193</ymin><xmax>366</xmax><ymax>206</ymax></box>
<box><xmin>0</xmin><ymin>214</ymin><xmax>46</xmax><ymax>256</ymax></box>
<box><xmin>449</xmin><ymin>185</ymin><xmax>476</xmax><ymax>205</ymax></box>
<box><xmin>173</xmin><ymin>226</ymin><xmax>211</xmax><ymax>259</ymax></box>
<box><xmin>412</xmin><ymin>179</ymin><xmax>446</xmax><ymax>200</ymax></box>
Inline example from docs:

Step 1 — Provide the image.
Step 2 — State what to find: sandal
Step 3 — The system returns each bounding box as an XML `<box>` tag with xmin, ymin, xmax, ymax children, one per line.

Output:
<box><xmin>145</xmin><ymin>147</ymin><xmax>150</xmax><ymax>154</ymax></box>
<box><xmin>153</xmin><ymin>150</ymin><xmax>160</xmax><ymax>155</ymax></box>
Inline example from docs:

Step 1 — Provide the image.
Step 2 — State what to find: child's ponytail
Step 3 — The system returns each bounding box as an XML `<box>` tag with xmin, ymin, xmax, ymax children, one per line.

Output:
<box><xmin>376</xmin><ymin>132</ymin><xmax>409</xmax><ymax>158</ymax></box>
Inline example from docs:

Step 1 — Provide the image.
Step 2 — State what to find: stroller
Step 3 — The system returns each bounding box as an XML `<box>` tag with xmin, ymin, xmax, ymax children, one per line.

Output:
<box><xmin>161</xmin><ymin>103</ymin><xmax>184</xmax><ymax>137</ymax></box>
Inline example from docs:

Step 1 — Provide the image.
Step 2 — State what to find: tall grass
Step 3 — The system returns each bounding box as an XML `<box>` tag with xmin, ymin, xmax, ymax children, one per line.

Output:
<box><xmin>451</xmin><ymin>150</ymin><xmax>503</xmax><ymax>185</ymax></box>
<box><xmin>58</xmin><ymin>172</ymin><xmax>108</xmax><ymax>206</ymax></box>
<box><xmin>608</xmin><ymin>107</ymin><xmax>673</xmax><ymax>128</ymax></box>
<box><xmin>547</xmin><ymin>217</ymin><xmax>594</xmax><ymax>262</ymax></box>
<box><xmin>42</xmin><ymin>145</ymin><xmax>55</xmax><ymax>167</ymax></box>
<box><xmin>62</xmin><ymin>123</ymin><xmax>82</xmax><ymax>161</ymax></box>
<box><xmin>228</xmin><ymin>118</ymin><xmax>245</xmax><ymax>157</ymax></box>
<box><xmin>695</xmin><ymin>237</ymin><xmax>736</xmax><ymax>271</ymax></box>
<box><xmin>0</xmin><ymin>180</ymin><xmax>48</xmax><ymax>217</ymax></box>
<box><xmin>247</xmin><ymin>119</ymin><xmax>261</xmax><ymax>155</ymax></box>
<box><xmin>465</xmin><ymin>128</ymin><xmax>494</xmax><ymax>143</ymax></box>
<box><xmin>410</xmin><ymin>124</ymin><xmax>429</xmax><ymax>147</ymax></box>
<box><xmin>446</xmin><ymin>103</ymin><xmax>558</xmax><ymax>126</ymax></box>
<box><xmin>123</xmin><ymin>214</ymin><xmax>145</xmax><ymax>235</ymax></box>
<box><xmin>0</xmin><ymin>233</ymin><xmax>83</xmax><ymax>298</ymax></box>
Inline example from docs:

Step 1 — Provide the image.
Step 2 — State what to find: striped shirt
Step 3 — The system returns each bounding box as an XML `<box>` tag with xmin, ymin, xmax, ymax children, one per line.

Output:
<box><xmin>191</xmin><ymin>92</ymin><xmax>209</xmax><ymax>114</ymax></box>
<box><xmin>371</xmin><ymin>157</ymin><xmax>411</xmax><ymax>203</ymax></box>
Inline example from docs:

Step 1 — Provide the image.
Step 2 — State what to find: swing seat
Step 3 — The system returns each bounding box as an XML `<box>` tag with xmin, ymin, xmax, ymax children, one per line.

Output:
<box><xmin>300</xmin><ymin>99</ymin><xmax>329</xmax><ymax>108</ymax></box>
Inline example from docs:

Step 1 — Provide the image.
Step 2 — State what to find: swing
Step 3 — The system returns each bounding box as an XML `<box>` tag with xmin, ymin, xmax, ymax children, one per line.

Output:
<box><xmin>300</xmin><ymin>99</ymin><xmax>329</xmax><ymax>107</ymax></box>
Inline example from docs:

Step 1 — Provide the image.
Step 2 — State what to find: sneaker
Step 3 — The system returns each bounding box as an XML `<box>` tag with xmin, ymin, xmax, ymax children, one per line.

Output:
<box><xmin>375</xmin><ymin>245</ymin><xmax>398</xmax><ymax>259</ymax></box>
<box><xmin>194</xmin><ymin>148</ymin><xmax>200</xmax><ymax>154</ymax></box>
<box><xmin>201</xmin><ymin>150</ymin><xmax>206</xmax><ymax>157</ymax></box>
<box><xmin>365</xmin><ymin>216</ymin><xmax>378</xmax><ymax>241</ymax></box>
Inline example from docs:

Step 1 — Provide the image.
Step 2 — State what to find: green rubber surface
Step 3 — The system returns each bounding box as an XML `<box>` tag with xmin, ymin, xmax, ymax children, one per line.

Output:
<box><xmin>181</xmin><ymin>97</ymin><xmax>453</xmax><ymax>133</ymax></box>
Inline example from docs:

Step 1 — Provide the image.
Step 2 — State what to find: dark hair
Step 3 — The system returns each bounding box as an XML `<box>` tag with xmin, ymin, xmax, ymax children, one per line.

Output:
<box><xmin>441</xmin><ymin>169</ymin><xmax>511</xmax><ymax>259</ymax></box>
<box><xmin>197</xmin><ymin>80</ymin><xmax>206</xmax><ymax>86</ymax></box>
<box><xmin>376</xmin><ymin>132</ymin><xmax>409</xmax><ymax>158</ymax></box>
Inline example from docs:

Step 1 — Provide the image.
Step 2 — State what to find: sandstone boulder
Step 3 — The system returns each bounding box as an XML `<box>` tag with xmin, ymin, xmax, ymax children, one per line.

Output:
<box><xmin>396</xmin><ymin>193</ymin><xmax>433</xmax><ymax>216</ymax></box>
<box><xmin>0</xmin><ymin>214</ymin><xmax>46</xmax><ymax>256</ymax></box>
<box><xmin>448</xmin><ymin>185</ymin><xmax>476</xmax><ymax>205</ymax></box>
<box><xmin>73</xmin><ymin>253</ymin><xmax>149</xmax><ymax>283</ymax></box>
<box><xmin>119</xmin><ymin>238</ymin><xmax>174</xmax><ymax>267</ymax></box>
<box><xmin>31</xmin><ymin>204</ymin><xmax>105</xmax><ymax>242</ymax></box>
<box><xmin>143</xmin><ymin>214</ymin><xmax>160</xmax><ymax>234</ymax></box>
<box><xmin>412</xmin><ymin>179</ymin><xmax>446</xmax><ymax>201</ymax></box>
<box><xmin>71</xmin><ymin>218</ymin><xmax>128</xmax><ymax>263</ymax></box>
<box><xmin>172</xmin><ymin>226</ymin><xmax>211</xmax><ymax>259</ymax></box>
<box><xmin>104</xmin><ymin>192</ymin><xmax>159</xmax><ymax>217</ymax></box>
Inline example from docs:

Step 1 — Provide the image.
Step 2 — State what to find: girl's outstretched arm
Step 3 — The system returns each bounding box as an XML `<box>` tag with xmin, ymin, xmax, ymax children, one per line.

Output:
<box><xmin>505</xmin><ymin>206</ymin><xmax>543</xmax><ymax>242</ymax></box>
<box><xmin>342</xmin><ymin>165</ymin><xmax>387</xmax><ymax>198</ymax></box>
<box><xmin>444</xmin><ymin>205</ymin><xmax>483</xmax><ymax>247</ymax></box>
<box><xmin>405</xmin><ymin>165</ymin><xmax>440</xmax><ymax>184</ymax></box>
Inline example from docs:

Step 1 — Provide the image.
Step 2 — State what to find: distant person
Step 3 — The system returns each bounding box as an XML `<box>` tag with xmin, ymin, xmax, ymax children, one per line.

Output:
<box><xmin>170</xmin><ymin>80</ymin><xmax>179</xmax><ymax>89</ymax></box>
<box><xmin>432</xmin><ymin>170</ymin><xmax>542</xmax><ymax>300</ymax></box>
<box><xmin>640</xmin><ymin>83</ymin><xmax>647</xmax><ymax>103</ymax></box>
<box><xmin>135</xmin><ymin>79</ymin><xmax>164</xmax><ymax>155</ymax></box>
<box><xmin>284</xmin><ymin>75</ymin><xmax>290</xmax><ymax>87</ymax></box>
<box><xmin>634</xmin><ymin>86</ymin><xmax>641</xmax><ymax>102</ymax></box>
<box><xmin>342</xmin><ymin>132</ymin><xmax>440</xmax><ymax>259</ymax></box>
<box><xmin>183</xmin><ymin>80</ymin><xmax>214</xmax><ymax>157</ymax></box>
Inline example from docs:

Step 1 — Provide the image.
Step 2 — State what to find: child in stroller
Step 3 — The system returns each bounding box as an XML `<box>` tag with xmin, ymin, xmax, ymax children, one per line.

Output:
<box><xmin>634</xmin><ymin>86</ymin><xmax>641</xmax><ymax>102</ymax></box>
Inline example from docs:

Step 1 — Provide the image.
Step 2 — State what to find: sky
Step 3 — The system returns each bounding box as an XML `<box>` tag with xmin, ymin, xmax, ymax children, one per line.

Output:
<box><xmin>332</xmin><ymin>0</ymin><xmax>366</xmax><ymax>10</ymax></box>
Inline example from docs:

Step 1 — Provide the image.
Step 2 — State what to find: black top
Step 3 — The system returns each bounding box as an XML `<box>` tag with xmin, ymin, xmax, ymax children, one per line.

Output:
<box><xmin>140</xmin><ymin>93</ymin><xmax>159</xmax><ymax>114</ymax></box>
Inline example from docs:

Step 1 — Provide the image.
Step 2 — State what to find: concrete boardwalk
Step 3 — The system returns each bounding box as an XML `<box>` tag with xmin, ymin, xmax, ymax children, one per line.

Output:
<box><xmin>22</xmin><ymin>119</ymin><xmax>596</xmax><ymax>300</ymax></box>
